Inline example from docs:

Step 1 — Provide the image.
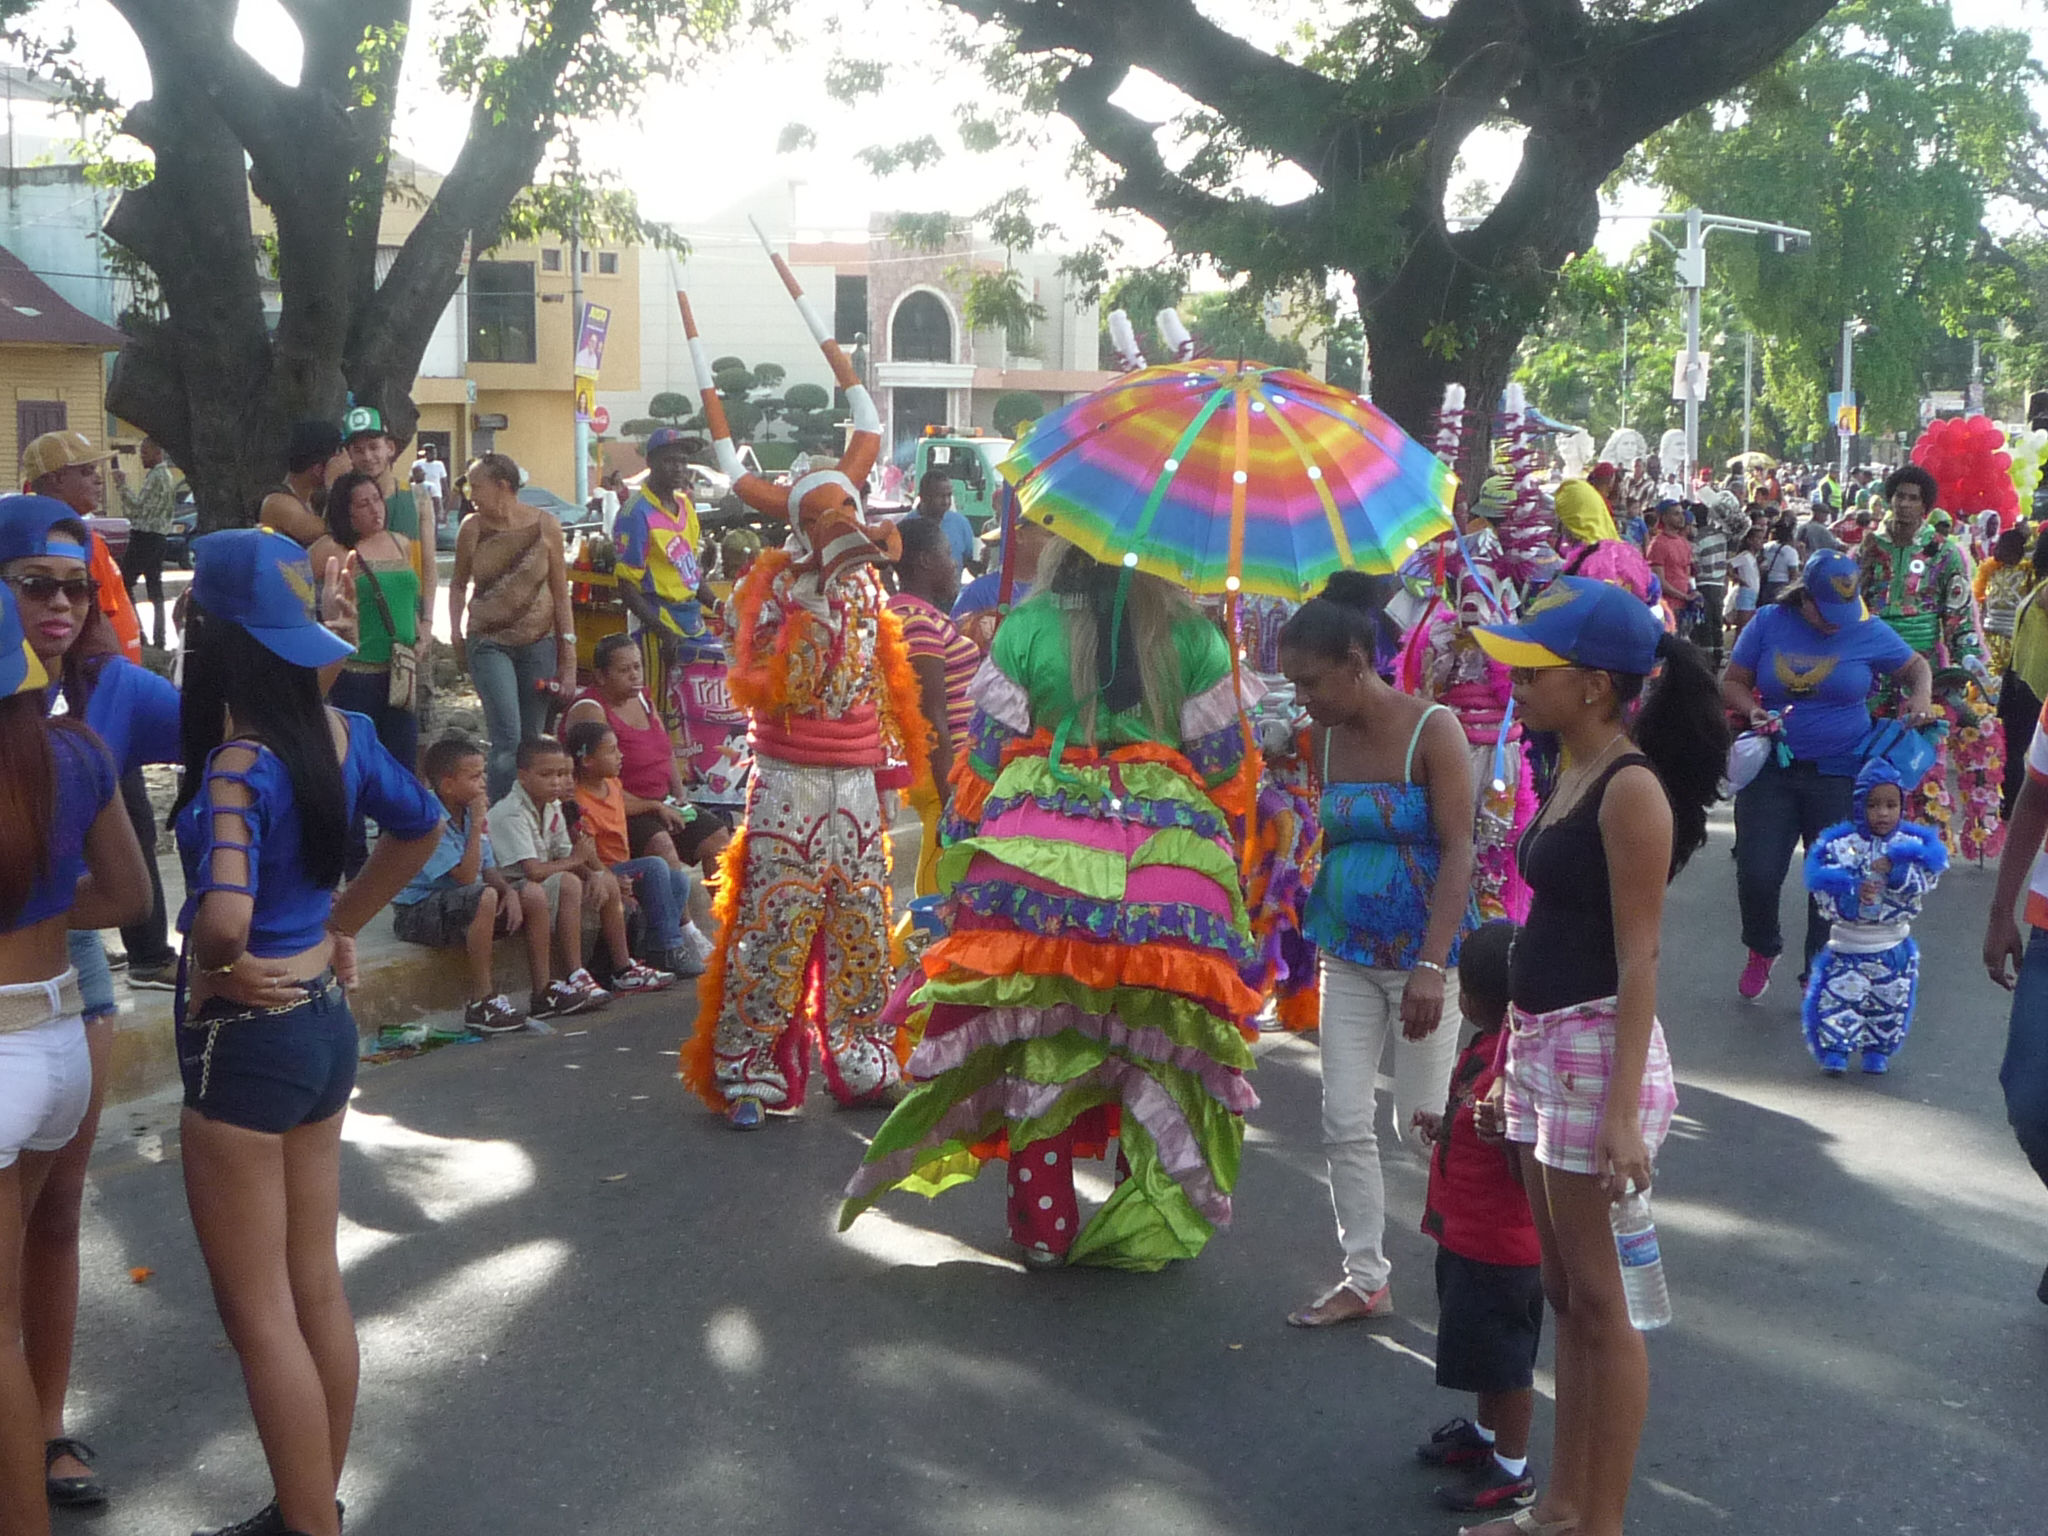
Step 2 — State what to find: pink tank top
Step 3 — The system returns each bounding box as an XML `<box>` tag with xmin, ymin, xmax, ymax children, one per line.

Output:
<box><xmin>576</xmin><ymin>688</ymin><xmax>672</xmax><ymax>800</ymax></box>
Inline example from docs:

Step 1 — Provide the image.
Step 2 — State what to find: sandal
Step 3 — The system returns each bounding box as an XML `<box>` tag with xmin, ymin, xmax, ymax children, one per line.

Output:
<box><xmin>1459</xmin><ymin>1507</ymin><xmax>1576</xmax><ymax>1536</ymax></box>
<box><xmin>45</xmin><ymin>1436</ymin><xmax>106</xmax><ymax>1508</ymax></box>
<box><xmin>1286</xmin><ymin>1281</ymin><xmax>1392</xmax><ymax>1327</ymax></box>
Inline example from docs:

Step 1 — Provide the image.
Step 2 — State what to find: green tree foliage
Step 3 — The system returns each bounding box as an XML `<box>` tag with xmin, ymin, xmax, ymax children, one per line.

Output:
<box><xmin>1639</xmin><ymin>0</ymin><xmax>2042</xmax><ymax>444</ymax></box>
<box><xmin>992</xmin><ymin>390</ymin><xmax>1045</xmax><ymax>437</ymax></box>
<box><xmin>1182</xmin><ymin>292</ymin><xmax>1309</xmax><ymax>371</ymax></box>
<box><xmin>929</xmin><ymin>0</ymin><xmax>1841</xmax><ymax>462</ymax></box>
<box><xmin>647</xmin><ymin>391</ymin><xmax>695</xmax><ymax>424</ymax></box>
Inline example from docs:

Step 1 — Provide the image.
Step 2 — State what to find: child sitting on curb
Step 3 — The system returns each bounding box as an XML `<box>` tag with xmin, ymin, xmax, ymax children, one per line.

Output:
<box><xmin>564</xmin><ymin>720</ymin><xmax>712</xmax><ymax>978</ymax></box>
<box><xmin>1411</xmin><ymin>919</ymin><xmax>1544</xmax><ymax>1518</ymax></box>
<box><xmin>390</xmin><ymin>735</ymin><xmax>540</xmax><ymax>1035</ymax></box>
<box><xmin>489</xmin><ymin>735</ymin><xmax>674</xmax><ymax>1009</ymax></box>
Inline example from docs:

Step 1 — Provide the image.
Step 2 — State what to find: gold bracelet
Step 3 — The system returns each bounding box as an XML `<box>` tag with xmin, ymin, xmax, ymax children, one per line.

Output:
<box><xmin>202</xmin><ymin>957</ymin><xmax>241</xmax><ymax>977</ymax></box>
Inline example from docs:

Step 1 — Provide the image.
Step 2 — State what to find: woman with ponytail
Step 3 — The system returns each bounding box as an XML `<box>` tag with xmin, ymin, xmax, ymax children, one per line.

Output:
<box><xmin>842</xmin><ymin>537</ymin><xmax>1261</xmax><ymax>1270</ymax></box>
<box><xmin>1278</xmin><ymin>572</ymin><xmax>1477</xmax><ymax>1327</ymax></box>
<box><xmin>1460</xmin><ymin>575</ymin><xmax>1728</xmax><ymax>1536</ymax></box>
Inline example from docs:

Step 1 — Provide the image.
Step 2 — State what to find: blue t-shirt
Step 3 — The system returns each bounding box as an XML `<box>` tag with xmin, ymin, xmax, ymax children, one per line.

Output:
<box><xmin>395</xmin><ymin>805</ymin><xmax>494</xmax><ymax>906</ymax></box>
<box><xmin>53</xmin><ymin>656</ymin><xmax>181</xmax><ymax>774</ymax></box>
<box><xmin>929</xmin><ymin>508</ymin><xmax>976</xmax><ymax>568</ymax></box>
<box><xmin>8</xmin><ymin>726</ymin><xmax>118</xmax><ymax>933</ymax></box>
<box><xmin>953</xmin><ymin>572</ymin><xmax>1031</xmax><ymax>620</ymax></box>
<box><xmin>1731</xmin><ymin>602</ymin><xmax>1915</xmax><ymax>770</ymax></box>
<box><xmin>175</xmin><ymin>710</ymin><xmax>444</xmax><ymax>955</ymax></box>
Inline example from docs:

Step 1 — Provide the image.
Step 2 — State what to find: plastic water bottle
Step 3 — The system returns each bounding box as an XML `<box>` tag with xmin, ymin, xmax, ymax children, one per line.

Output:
<box><xmin>1611</xmin><ymin>1184</ymin><xmax>1672</xmax><ymax>1330</ymax></box>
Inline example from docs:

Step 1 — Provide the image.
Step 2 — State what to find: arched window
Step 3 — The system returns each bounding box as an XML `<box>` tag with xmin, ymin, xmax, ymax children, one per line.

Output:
<box><xmin>892</xmin><ymin>290</ymin><xmax>953</xmax><ymax>363</ymax></box>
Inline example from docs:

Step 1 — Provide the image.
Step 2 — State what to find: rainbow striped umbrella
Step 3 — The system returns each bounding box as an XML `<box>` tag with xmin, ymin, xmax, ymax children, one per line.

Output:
<box><xmin>1000</xmin><ymin>360</ymin><xmax>1455</xmax><ymax>598</ymax></box>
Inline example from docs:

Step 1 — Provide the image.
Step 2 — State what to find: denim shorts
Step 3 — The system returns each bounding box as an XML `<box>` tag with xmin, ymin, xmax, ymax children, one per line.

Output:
<box><xmin>178</xmin><ymin>975</ymin><xmax>358</xmax><ymax>1133</ymax></box>
<box><xmin>66</xmin><ymin>930</ymin><xmax>116</xmax><ymax>1022</ymax></box>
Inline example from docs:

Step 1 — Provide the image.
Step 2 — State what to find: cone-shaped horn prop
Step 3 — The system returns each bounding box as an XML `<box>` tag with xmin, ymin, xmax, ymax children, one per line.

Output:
<box><xmin>674</xmin><ymin>277</ymin><xmax>790</xmax><ymax>517</ymax></box>
<box><xmin>749</xmin><ymin>217</ymin><xmax>881</xmax><ymax>496</ymax></box>
<box><xmin>1108</xmin><ymin>309</ymin><xmax>1146</xmax><ymax>372</ymax></box>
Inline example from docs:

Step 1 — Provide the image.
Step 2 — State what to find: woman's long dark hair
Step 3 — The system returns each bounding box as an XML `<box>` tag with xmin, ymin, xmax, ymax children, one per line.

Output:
<box><xmin>0</xmin><ymin>693</ymin><xmax>55</xmax><ymax>926</ymax></box>
<box><xmin>172</xmin><ymin>601</ymin><xmax>348</xmax><ymax>891</ymax></box>
<box><xmin>322</xmin><ymin>470</ymin><xmax>381</xmax><ymax>548</ymax></box>
<box><xmin>1610</xmin><ymin>632</ymin><xmax>1728</xmax><ymax>875</ymax></box>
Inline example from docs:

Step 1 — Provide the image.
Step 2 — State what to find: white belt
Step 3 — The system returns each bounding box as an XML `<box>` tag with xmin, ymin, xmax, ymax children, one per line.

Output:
<box><xmin>1828</xmin><ymin>920</ymin><xmax>1910</xmax><ymax>954</ymax></box>
<box><xmin>0</xmin><ymin>968</ymin><xmax>83</xmax><ymax>1033</ymax></box>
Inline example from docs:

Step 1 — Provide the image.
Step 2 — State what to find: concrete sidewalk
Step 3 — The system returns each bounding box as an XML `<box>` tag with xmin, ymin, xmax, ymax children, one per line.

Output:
<box><xmin>100</xmin><ymin>807</ymin><xmax>927</xmax><ymax>1106</ymax></box>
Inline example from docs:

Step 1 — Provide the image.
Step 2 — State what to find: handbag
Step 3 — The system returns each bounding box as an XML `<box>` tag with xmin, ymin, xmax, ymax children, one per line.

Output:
<box><xmin>1856</xmin><ymin>717</ymin><xmax>1943</xmax><ymax>789</ymax></box>
<box><xmin>359</xmin><ymin>561</ymin><xmax>418</xmax><ymax>712</ymax></box>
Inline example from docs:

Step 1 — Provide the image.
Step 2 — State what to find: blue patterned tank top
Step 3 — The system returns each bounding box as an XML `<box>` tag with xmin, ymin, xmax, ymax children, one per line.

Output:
<box><xmin>1304</xmin><ymin>703</ymin><xmax>1470</xmax><ymax>971</ymax></box>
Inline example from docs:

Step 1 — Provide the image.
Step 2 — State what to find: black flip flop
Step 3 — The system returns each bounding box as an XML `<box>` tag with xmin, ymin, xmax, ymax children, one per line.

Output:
<box><xmin>45</xmin><ymin>1436</ymin><xmax>106</xmax><ymax>1507</ymax></box>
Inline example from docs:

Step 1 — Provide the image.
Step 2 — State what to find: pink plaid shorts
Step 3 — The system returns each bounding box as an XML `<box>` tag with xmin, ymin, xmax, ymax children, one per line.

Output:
<box><xmin>1502</xmin><ymin>996</ymin><xmax>1677</xmax><ymax>1176</ymax></box>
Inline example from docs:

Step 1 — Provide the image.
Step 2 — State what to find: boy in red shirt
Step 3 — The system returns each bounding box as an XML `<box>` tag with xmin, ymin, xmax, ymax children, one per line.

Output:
<box><xmin>1410</xmin><ymin>919</ymin><xmax>1544</xmax><ymax>1516</ymax></box>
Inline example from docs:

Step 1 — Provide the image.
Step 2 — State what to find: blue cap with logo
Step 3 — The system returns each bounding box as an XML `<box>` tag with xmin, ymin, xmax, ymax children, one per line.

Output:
<box><xmin>645</xmin><ymin>427</ymin><xmax>693</xmax><ymax>457</ymax></box>
<box><xmin>190</xmin><ymin>527</ymin><xmax>354</xmax><ymax>668</ymax></box>
<box><xmin>1473</xmin><ymin>575</ymin><xmax>1664</xmax><ymax>675</ymax></box>
<box><xmin>0</xmin><ymin>583</ymin><xmax>49</xmax><ymax>699</ymax></box>
<box><xmin>0</xmin><ymin>494</ymin><xmax>92</xmax><ymax>567</ymax></box>
<box><xmin>1802</xmin><ymin>548</ymin><xmax>1867</xmax><ymax>628</ymax></box>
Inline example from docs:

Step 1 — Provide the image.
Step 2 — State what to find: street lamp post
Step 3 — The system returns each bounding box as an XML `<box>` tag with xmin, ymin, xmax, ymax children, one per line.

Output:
<box><xmin>1742</xmin><ymin>331</ymin><xmax>1754</xmax><ymax>463</ymax></box>
<box><xmin>1839</xmin><ymin>318</ymin><xmax>1856</xmax><ymax>485</ymax></box>
<box><xmin>1649</xmin><ymin>207</ymin><xmax>1812</xmax><ymax>485</ymax></box>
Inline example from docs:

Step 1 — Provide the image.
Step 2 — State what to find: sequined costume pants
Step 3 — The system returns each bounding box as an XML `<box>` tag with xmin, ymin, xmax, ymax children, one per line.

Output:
<box><xmin>1802</xmin><ymin>936</ymin><xmax>1919</xmax><ymax>1066</ymax></box>
<box><xmin>708</xmin><ymin>756</ymin><xmax>899</xmax><ymax>1109</ymax></box>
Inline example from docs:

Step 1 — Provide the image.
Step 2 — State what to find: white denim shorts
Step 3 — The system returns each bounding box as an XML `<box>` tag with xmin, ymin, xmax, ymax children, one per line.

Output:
<box><xmin>0</xmin><ymin>971</ymin><xmax>92</xmax><ymax>1169</ymax></box>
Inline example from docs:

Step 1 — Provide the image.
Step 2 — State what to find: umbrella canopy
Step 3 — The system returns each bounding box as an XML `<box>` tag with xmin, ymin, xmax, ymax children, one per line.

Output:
<box><xmin>999</xmin><ymin>360</ymin><xmax>1455</xmax><ymax>599</ymax></box>
<box><xmin>1728</xmin><ymin>450</ymin><xmax>1777</xmax><ymax>470</ymax></box>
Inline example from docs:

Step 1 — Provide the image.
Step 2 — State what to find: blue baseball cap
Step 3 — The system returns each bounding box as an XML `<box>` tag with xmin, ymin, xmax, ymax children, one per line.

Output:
<box><xmin>0</xmin><ymin>494</ymin><xmax>92</xmax><ymax>567</ymax></box>
<box><xmin>0</xmin><ymin>583</ymin><xmax>48</xmax><ymax>698</ymax></box>
<box><xmin>1803</xmin><ymin>548</ymin><xmax>1867</xmax><ymax>628</ymax></box>
<box><xmin>1474</xmin><ymin>575</ymin><xmax>1663</xmax><ymax>675</ymax></box>
<box><xmin>645</xmin><ymin>427</ymin><xmax>693</xmax><ymax>457</ymax></box>
<box><xmin>190</xmin><ymin>527</ymin><xmax>354</xmax><ymax>668</ymax></box>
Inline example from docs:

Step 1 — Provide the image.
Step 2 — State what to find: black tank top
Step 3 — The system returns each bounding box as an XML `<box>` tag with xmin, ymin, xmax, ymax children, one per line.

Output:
<box><xmin>1510</xmin><ymin>753</ymin><xmax>1653</xmax><ymax>1014</ymax></box>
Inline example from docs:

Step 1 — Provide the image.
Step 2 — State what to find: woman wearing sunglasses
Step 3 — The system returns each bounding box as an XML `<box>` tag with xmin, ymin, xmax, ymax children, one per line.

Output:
<box><xmin>0</xmin><ymin>576</ymin><xmax>148</xmax><ymax>1536</ymax></box>
<box><xmin>0</xmin><ymin>494</ymin><xmax>184</xmax><ymax>1511</ymax></box>
<box><xmin>175</xmin><ymin>529</ymin><xmax>442</xmax><ymax>1536</ymax></box>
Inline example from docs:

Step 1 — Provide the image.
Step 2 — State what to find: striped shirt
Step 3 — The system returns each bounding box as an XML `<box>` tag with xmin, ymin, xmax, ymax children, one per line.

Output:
<box><xmin>891</xmin><ymin>592</ymin><xmax>977</xmax><ymax>742</ymax></box>
<box><xmin>1694</xmin><ymin>528</ymin><xmax>1729</xmax><ymax>587</ymax></box>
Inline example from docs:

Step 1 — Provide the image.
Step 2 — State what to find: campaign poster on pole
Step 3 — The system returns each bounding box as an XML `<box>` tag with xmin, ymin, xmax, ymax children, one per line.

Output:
<box><xmin>576</xmin><ymin>302</ymin><xmax>611</xmax><ymax>374</ymax></box>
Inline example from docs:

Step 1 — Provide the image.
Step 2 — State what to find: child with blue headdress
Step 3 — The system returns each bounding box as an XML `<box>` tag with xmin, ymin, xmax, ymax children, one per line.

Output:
<box><xmin>1801</xmin><ymin>759</ymin><xmax>1948</xmax><ymax>1074</ymax></box>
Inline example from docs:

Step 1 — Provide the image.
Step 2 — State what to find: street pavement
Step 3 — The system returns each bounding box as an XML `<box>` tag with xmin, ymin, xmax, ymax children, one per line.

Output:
<box><xmin>64</xmin><ymin>803</ymin><xmax>2048</xmax><ymax>1535</ymax></box>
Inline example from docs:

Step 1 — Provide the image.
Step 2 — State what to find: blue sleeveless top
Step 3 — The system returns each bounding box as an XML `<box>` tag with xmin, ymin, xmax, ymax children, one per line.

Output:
<box><xmin>1304</xmin><ymin>703</ymin><xmax>1473</xmax><ymax>970</ymax></box>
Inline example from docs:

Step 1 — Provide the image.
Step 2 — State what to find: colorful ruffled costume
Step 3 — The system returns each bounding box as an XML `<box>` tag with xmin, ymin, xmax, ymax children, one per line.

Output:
<box><xmin>1800</xmin><ymin>761</ymin><xmax>1947</xmax><ymax>1074</ymax></box>
<box><xmin>1859</xmin><ymin>524</ymin><xmax>2002</xmax><ymax>858</ymax></box>
<box><xmin>1237</xmin><ymin>594</ymin><xmax>1321</xmax><ymax>1031</ymax></box>
<box><xmin>682</xmin><ymin>537</ymin><xmax>932</xmax><ymax>1114</ymax></box>
<box><xmin>841</xmin><ymin>594</ymin><xmax>1262</xmax><ymax>1270</ymax></box>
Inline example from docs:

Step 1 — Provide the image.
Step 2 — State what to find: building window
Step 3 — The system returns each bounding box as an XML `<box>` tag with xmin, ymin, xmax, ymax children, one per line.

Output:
<box><xmin>835</xmin><ymin>275</ymin><xmax>869</xmax><ymax>343</ymax></box>
<box><xmin>597</xmin><ymin>251</ymin><xmax>618</xmax><ymax>275</ymax></box>
<box><xmin>469</xmin><ymin>260</ymin><xmax>537</xmax><ymax>364</ymax></box>
<box><xmin>579</xmin><ymin>250</ymin><xmax>591</xmax><ymax>274</ymax></box>
<box><xmin>15</xmin><ymin>400</ymin><xmax>66</xmax><ymax>447</ymax></box>
<box><xmin>541</xmin><ymin>248</ymin><xmax>562</xmax><ymax>272</ymax></box>
<box><xmin>891</xmin><ymin>290</ymin><xmax>952</xmax><ymax>362</ymax></box>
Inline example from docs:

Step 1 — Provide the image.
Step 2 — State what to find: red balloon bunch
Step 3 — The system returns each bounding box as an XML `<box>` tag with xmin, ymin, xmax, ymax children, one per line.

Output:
<box><xmin>1911</xmin><ymin>414</ymin><xmax>2018</xmax><ymax>527</ymax></box>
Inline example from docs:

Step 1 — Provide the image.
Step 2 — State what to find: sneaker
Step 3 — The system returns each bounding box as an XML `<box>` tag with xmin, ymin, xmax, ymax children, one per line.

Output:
<box><xmin>105</xmin><ymin>950</ymin><xmax>127</xmax><ymax>970</ymax></box>
<box><xmin>1860</xmin><ymin>1050</ymin><xmax>1889</xmax><ymax>1075</ymax></box>
<box><xmin>1433</xmin><ymin>1458</ymin><xmax>1537</xmax><ymax>1513</ymax></box>
<box><xmin>667</xmin><ymin>946</ymin><xmax>716</xmax><ymax>978</ymax></box>
<box><xmin>1737</xmin><ymin>949</ymin><xmax>1775</xmax><ymax>1000</ymax></box>
<box><xmin>1415</xmin><ymin>1416</ymin><xmax>1494</xmax><ymax>1468</ymax></box>
<box><xmin>565</xmin><ymin>968</ymin><xmax>613</xmax><ymax>1011</ymax></box>
<box><xmin>1818</xmin><ymin>1049</ymin><xmax>1848</xmax><ymax>1076</ymax></box>
<box><xmin>531</xmin><ymin>978</ymin><xmax>608</xmax><ymax>1019</ymax></box>
<box><xmin>680</xmin><ymin>923</ymin><xmax>716</xmax><ymax>965</ymax></box>
<box><xmin>127</xmin><ymin>961</ymin><xmax>178</xmax><ymax>991</ymax></box>
<box><xmin>609</xmin><ymin>959</ymin><xmax>675</xmax><ymax>994</ymax></box>
<box><xmin>464</xmin><ymin>994</ymin><xmax>528</xmax><ymax>1034</ymax></box>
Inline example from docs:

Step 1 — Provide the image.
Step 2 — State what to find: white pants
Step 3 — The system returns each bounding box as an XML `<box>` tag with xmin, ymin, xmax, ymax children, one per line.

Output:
<box><xmin>1318</xmin><ymin>954</ymin><xmax>1462</xmax><ymax>1294</ymax></box>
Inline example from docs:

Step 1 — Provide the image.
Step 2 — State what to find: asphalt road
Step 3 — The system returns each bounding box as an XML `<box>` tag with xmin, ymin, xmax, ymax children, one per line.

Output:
<box><xmin>67</xmin><ymin>803</ymin><xmax>2048</xmax><ymax>1535</ymax></box>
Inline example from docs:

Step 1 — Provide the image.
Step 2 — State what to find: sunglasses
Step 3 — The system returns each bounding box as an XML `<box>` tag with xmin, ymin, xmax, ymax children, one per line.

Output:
<box><xmin>5</xmin><ymin>574</ymin><xmax>93</xmax><ymax>604</ymax></box>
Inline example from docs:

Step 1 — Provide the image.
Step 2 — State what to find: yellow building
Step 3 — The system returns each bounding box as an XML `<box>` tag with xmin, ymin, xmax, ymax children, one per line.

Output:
<box><xmin>0</xmin><ymin>243</ymin><xmax>126</xmax><ymax>486</ymax></box>
<box><xmin>254</xmin><ymin>159</ymin><xmax>642</xmax><ymax>501</ymax></box>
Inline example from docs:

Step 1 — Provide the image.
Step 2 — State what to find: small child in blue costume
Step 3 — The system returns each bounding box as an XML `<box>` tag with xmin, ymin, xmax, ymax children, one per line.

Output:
<box><xmin>1801</xmin><ymin>759</ymin><xmax>1947</xmax><ymax>1075</ymax></box>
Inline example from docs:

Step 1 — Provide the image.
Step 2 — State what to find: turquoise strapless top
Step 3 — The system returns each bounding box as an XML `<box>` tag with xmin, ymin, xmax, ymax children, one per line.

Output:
<box><xmin>1303</xmin><ymin>705</ymin><xmax>1471</xmax><ymax>970</ymax></box>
